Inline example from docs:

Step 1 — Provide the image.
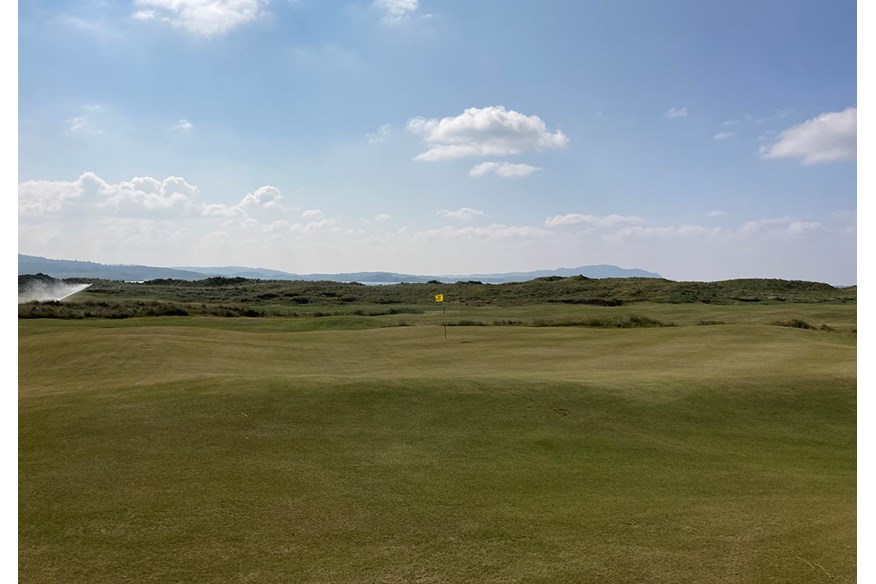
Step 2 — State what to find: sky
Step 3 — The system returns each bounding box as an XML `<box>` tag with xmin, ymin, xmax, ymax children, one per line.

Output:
<box><xmin>17</xmin><ymin>0</ymin><xmax>858</xmax><ymax>283</ymax></box>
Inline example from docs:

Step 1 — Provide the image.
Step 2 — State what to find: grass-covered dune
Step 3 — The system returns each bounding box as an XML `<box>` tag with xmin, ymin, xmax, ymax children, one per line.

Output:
<box><xmin>19</xmin><ymin>274</ymin><xmax>857</xmax><ymax>320</ymax></box>
<box><xmin>19</xmin><ymin>303</ymin><xmax>856</xmax><ymax>583</ymax></box>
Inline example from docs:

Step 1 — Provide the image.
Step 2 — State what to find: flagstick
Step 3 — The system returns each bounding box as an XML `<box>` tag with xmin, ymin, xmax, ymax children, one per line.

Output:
<box><xmin>435</xmin><ymin>294</ymin><xmax>446</xmax><ymax>339</ymax></box>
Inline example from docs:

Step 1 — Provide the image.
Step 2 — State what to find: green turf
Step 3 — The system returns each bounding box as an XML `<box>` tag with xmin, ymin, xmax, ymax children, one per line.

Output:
<box><xmin>19</xmin><ymin>305</ymin><xmax>856</xmax><ymax>583</ymax></box>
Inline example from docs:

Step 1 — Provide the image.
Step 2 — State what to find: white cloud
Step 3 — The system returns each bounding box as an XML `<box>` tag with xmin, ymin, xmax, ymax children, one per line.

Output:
<box><xmin>201</xmin><ymin>203</ymin><xmax>246</xmax><ymax>218</ymax></box>
<box><xmin>68</xmin><ymin>116</ymin><xmax>88</xmax><ymax>133</ymax></box>
<box><xmin>65</xmin><ymin>105</ymin><xmax>109</xmax><ymax>135</ymax></box>
<box><xmin>665</xmin><ymin>107</ymin><xmax>688</xmax><ymax>119</ymax></box>
<box><xmin>438</xmin><ymin>208</ymin><xmax>486</xmax><ymax>221</ymax></box>
<box><xmin>544</xmin><ymin>213</ymin><xmax>644</xmax><ymax>229</ymax></box>
<box><xmin>706</xmin><ymin>210</ymin><xmax>726</xmax><ymax>218</ymax></box>
<box><xmin>407</xmin><ymin>106</ymin><xmax>568</xmax><ymax>161</ymax></box>
<box><xmin>302</xmin><ymin>209</ymin><xmax>324</xmax><ymax>219</ymax></box>
<box><xmin>19</xmin><ymin>176</ymin><xmax>88</xmax><ymax>215</ymax></box>
<box><xmin>760</xmin><ymin>107</ymin><xmax>856</xmax><ymax>164</ymax></box>
<box><xmin>713</xmin><ymin>131</ymin><xmax>734</xmax><ymax>140</ymax></box>
<box><xmin>61</xmin><ymin>15</ymin><xmax>123</xmax><ymax>39</ymax></box>
<box><xmin>605</xmin><ymin>224</ymin><xmax>712</xmax><ymax>241</ymax></box>
<box><xmin>292</xmin><ymin>218</ymin><xmax>340</xmax><ymax>233</ymax></box>
<box><xmin>469</xmin><ymin>162</ymin><xmax>540</xmax><ymax>178</ymax></box>
<box><xmin>132</xmin><ymin>10</ymin><xmax>155</xmax><ymax>21</ymax></box>
<box><xmin>787</xmin><ymin>221</ymin><xmax>821</xmax><ymax>235</ymax></box>
<box><xmin>19</xmin><ymin>172</ymin><xmax>295</xmax><ymax>228</ymax></box>
<box><xmin>366</xmin><ymin>124</ymin><xmax>391</xmax><ymax>144</ymax></box>
<box><xmin>19</xmin><ymin>179</ymin><xmax>853</xmax><ymax>284</ymax></box>
<box><xmin>757</xmin><ymin>130</ymin><xmax>777</xmax><ymax>142</ymax></box>
<box><xmin>240</xmin><ymin>185</ymin><xmax>283</xmax><ymax>209</ymax></box>
<box><xmin>175</xmin><ymin>119</ymin><xmax>193</xmax><ymax>131</ymax></box>
<box><xmin>740</xmin><ymin>217</ymin><xmax>821</xmax><ymax>236</ymax></box>
<box><xmin>19</xmin><ymin>172</ymin><xmax>199</xmax><ymax>216</ymax></box>
<box><xmin>133</xmin><ymin>0</ymin><xmax>266</xmax><ymax>36</ymax></box>
<box><xmin>265</xmin><ymin>220</ymin><xmax>291</xmax><ymax>232</ymax></box>
<box><xmin>374</xmin><ymin>0</ymin><xmax>418</xmax><ymax>24</ymax></box>
<box><xmin>67</xmin><ymin>115</ymin><xmax>103</xmax><ymax>135</ymax></box>
<box><xmin>98</xmin><ymin>175</ymin><xmax>199</xmax><ymax>212</ymax></box>
<box><xmin>755</xmin><ymin>109</ymin><xmax>795</xmax><ymax>125</ymax></box>
<box><xmin>373</xmin><ymin>213</ymin><xmax>391</xmax><ymax>222</ymax></box>
<box><xmin>200</xmin><ymin>185</ymin><xmax>289</xmax><ymax>227</ymax></box>
<box><xmin>402</xmin><ymin>223</ymin><xmax>552</xmax><ymax>242</ymax></box>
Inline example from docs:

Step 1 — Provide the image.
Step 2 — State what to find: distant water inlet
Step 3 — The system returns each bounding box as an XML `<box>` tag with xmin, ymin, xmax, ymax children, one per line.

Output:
<box><xmin>18</xmin><ymin>282</ymin><xmax>92</xmax><ymax>304</ymax></box>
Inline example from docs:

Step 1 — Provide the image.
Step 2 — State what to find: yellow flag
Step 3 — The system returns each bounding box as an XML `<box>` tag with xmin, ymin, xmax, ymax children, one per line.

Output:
<box><xmin>435</xmin><ymin>294</ymin><xmax>444</xmax><ymax>303</ymax></box>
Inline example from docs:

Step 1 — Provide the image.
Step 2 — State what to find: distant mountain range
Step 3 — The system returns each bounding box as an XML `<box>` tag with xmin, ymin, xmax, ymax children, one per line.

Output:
<box><xmin>18</xmin><ymin>254</ymin><xmax>663</xmax><ymax>283</ymax></box>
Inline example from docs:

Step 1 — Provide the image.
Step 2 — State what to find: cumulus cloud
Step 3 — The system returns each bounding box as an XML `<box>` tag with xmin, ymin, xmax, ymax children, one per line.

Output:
<box><xmin>240</xmin><ymin>185</ymin><xmax>283</xmax><ymax>209</ymax></box>
<box><xmin>200</xmin><ymin>184</ymin><xmax>288</xmax><ymax>227</ymax></box>
<box><xmin>20</xmin><ymin>179</ymin><xmax>852</xmax><ymax>283</ymax></box>
<box><xmin>374</xmin><ymin>0</ymin><xmax>418</xmax><ymax>24</ymax></box>
<box><xmin>133</xmin><ymin>0</ymin><xmax>266</xmax><ymax>36</ymax></box>
<box><xmin>760</xmin><ymin>107</ymin><xmax>856</xmax><ymax>164</ymax></box>
<box><xmin>713</xmin><ymin>131</ymin><xmax>734</xmax><ymax>140</ymax></box>
<box><xmin>302</xmin><ymin>209</ymin><xmax>324</xmax><ymax>219</ymax></box>
<box><xmin>201</xmin><ymin>202</ymin><xmax>247</xmax><ymax>218</ymax></box>
<box><xmin>19</xmin><ymin>172</ymin><xmax>294</xmax><ymax>228</ymax></box>
<box><xmin>98</xmin><ymin>175</ymin><xmax>199</xmax><ymax>212</ymax></box>
<box><xmin>438</xmin><ymin>208</ymin><xmax>486</xmax><ymax>221</ymax></box>
<box><xmin>19</xmin><ymin>176</ymin><xmax>88</xmax><ymax>215</ymax></box>
<box><xmin>373</xmin><ymin>213</ymin><xmax>391</xmax><ymax>222</ymax></box>
<box><xmin>469</xmin><ymin>162</ymin><xmax>540</xmax><ymax>178</ymax></box>
<box><xmin>544</xmin><ymin>213</ymin><xmax>643</xmax><ymax>229</ymax></box>
<box><xmin>665</xmin><ymin>107</ymin><xmax>688</xmax><ymax>119</ymax></box>
<box><xmin>175</xmin><ymin>119</ymin><xmax>193</xmax><ymax>131</ymax></box>
<box><xmin>19</xmin><ymin>172</ymin><xmax>198</xmax><ymax>216</ymax></box>
<box><xmin>407</xmin><ymin>106</ymin><xmax>568</xmax><ymax>161</ymax></box>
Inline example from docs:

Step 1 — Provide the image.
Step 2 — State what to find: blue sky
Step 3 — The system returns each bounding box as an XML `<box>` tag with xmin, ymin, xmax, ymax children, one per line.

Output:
<box><xmin>17</xmin><ymin>0</ymin><xmax>858</xmax><ymax>282</ymax></box>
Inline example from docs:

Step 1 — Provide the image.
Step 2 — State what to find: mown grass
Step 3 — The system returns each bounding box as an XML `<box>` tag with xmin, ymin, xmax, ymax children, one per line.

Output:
<box><xmin>19</xmin><ymin>307</ymin><xmax>856</xmax><ymax>583</ymax></box>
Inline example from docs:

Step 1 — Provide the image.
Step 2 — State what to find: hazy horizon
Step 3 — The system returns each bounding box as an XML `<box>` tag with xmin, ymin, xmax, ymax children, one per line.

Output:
<box><xmin>19</xmin><ymin>1</ymin><xmax>856</xmax><ymax>284</ymax></box>
<box><xmin>18</xmin><ymin>252</ymin><xmax>863</xmax><ymax>287</ymax></box>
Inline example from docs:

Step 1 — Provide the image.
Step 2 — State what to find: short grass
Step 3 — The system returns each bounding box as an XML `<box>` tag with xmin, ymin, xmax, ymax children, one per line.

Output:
<box><xmin>19</xmin><ymin>305</ymin><xmax>856</xmax><ymax>583</ymax></box>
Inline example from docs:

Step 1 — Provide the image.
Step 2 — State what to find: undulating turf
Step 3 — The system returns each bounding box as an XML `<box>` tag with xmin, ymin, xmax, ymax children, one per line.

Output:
<box><xmin>19</xmin><ymin>305</ymin><xmax>856</xmax><ymax>583</ymax></box>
